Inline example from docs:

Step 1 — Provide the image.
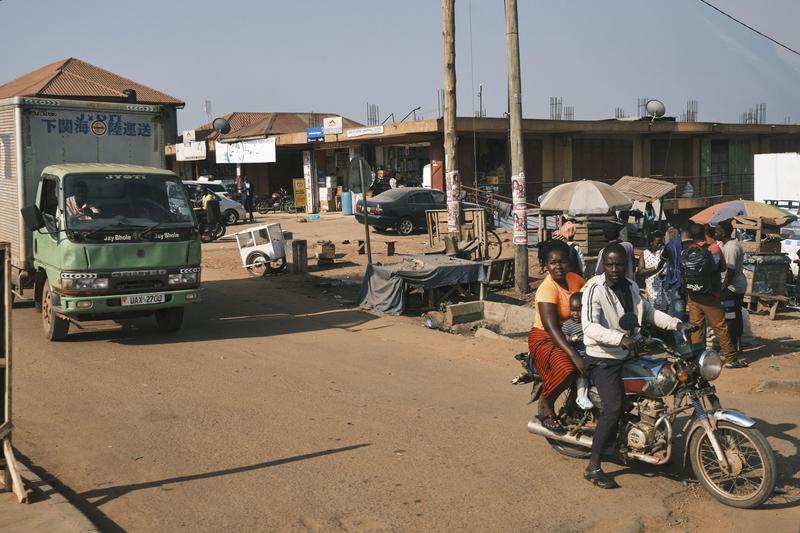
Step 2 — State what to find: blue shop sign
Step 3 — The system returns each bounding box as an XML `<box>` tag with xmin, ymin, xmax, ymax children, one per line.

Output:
<box><xmin>306</xmin><ymin>127</ymin><xmax>325</xmax><ymax>143</ymax></box>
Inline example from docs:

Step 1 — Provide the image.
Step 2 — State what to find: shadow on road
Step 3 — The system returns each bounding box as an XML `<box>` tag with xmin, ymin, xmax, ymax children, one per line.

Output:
<box><xmin>14</xmin><ymin>448</ymin><xmax>126</xmax><ymax>533</ymax></box>
<box><xmin>741</xmin><ymin>336</ymin><xmax>800</xmax><ymax>364</ymax></box>
<box><xmin>78</xmin><ymin>443</ymin><xmax>371</xmax><ymax>507</ymax></box>
<box><xmin>58</xmin><ymin>277</ymin><xmax>378</xmax><ymax>345</ymax></box>
<box><xmin>752</xmin><ymin>418</ymin><xmax>800</xmax><ymax>510</ymax></box>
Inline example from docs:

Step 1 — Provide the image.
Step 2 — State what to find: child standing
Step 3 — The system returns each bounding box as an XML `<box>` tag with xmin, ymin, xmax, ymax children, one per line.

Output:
<box><xmin>562</xmin><ymin>293</ymin><xmax>593</xmax><ymax>410</ymax></box>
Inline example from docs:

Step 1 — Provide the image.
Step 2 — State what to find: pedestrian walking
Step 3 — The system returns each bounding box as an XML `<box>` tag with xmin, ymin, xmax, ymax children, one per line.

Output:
<box><xmin>661</xmin><ymin>228</ymin><xmax>687</xmax><ymax>345</ymax></box>
<box><xmin>594</xmin><ymin>223</ymin><xmax>635</xmax><ymax>280</ymax></box>
<box><xmin>638</xmin><ymin>231</ymin><xmax>669</xmax><ymax>311</ymax></box>
<box><xmin>241</xmin><ymin>176</ymin><xmax>254</xmax><ymax>222</ymax></box>
<box><xmin>682</xmin><ymin>223</ymin><xmax>736</xmax><ymax>365</ymax></box>
<box><xmin>715</xmin><ymin>220</ymin><xmax>748</xmax><ymax>368</ymax></box>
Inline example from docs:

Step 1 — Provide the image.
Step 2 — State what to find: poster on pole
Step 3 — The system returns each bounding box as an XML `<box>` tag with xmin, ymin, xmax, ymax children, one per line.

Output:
<box><xmin>511</xmin><ymin>173</ymin><xmax>528</xmax><ymax>245</ymax></box>
<box><xmin>215</xmin><ymin>137</ymin><xmax>276</xmax><ymax>164</ymax></box>
<box><xmin>445</xmin><ymin>170</ymin><xmax>460</xmax><ymax>232</ymax></box>
<box><xmin>303</xmin><ymin>150</ymin><xmax>316</xmax><ymax>214</ymax></box>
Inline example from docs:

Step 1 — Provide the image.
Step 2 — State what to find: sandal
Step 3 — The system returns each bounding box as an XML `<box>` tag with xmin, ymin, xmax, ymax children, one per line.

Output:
<box><xmin>584</xmin><ymin>468</ymin><xmax>620</xmax><ymax>489</ymax></box>
<box><xmin>536</xmin><ymin>414</ymin><xmax>563</xmax><ymax>432</ymax></box>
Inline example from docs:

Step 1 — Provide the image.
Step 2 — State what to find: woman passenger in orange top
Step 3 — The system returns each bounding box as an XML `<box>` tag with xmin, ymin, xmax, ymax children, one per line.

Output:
<box><xmin>528</xmin><ymin>240</ymin><xmax>586</xmax><ymax>430</ymax></box>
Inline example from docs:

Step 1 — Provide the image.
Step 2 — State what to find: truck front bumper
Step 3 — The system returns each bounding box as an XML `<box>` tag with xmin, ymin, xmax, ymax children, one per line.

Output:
<box><xmin>54</xmin><ymin>287</ymin><xmax>203</xmax><ymax>317</ymax></box>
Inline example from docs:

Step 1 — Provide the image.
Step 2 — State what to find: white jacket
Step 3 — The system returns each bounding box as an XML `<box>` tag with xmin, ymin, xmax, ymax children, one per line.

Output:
<box><xmin>581</xmin><ymin>274</ymin><xmax>681</xmax><ymax>360</ymax></box>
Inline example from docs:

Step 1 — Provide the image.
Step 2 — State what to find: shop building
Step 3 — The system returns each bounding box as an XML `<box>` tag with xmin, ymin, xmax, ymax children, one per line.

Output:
<box><xmin>271</xmin><ymin>116</ymin><xmax>800</xmax><ymax>212</ymax></box>
<box><xmin>167</xmin><ymin>112</ymin><xmax>362</xmax><ymax>195</ymax></box>
<box><xmin>167</xmin><ymin>114</ymin><xmax>800</xmax><ymax>212</ymax></box>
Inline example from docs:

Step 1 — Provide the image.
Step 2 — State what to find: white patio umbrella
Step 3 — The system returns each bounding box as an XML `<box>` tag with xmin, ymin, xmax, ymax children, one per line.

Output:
<box><xmin>537</xmin><ymin>180</ymin><xmax>633</xmax><ymax>215</ymax></box>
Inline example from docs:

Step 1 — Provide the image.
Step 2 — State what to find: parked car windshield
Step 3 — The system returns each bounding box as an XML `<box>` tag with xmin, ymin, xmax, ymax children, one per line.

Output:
<box><xmin>64</xmin><ymin>173</ymin><xmax>194</xmax><ymax>230</ymax></box>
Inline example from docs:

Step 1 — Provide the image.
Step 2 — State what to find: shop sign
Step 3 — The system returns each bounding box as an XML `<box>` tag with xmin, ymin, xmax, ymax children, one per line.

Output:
<box><xmin>323</xmin><ymin>116</ymin><xmax>343</xmax><ymax>135</ymax></box>
<box><xmin>306</xmin><ymin>127</ymin><xmax>325</xmax><ymax>143</ymax></box>
<box><xmin>293</xmin><ymin>178</ymin><xmax>307</xmax><ymax>209</ymax></box>
<box><xmin>215</xmin><ymin>137</ymin><xmax>276</xmax><ymax>164</ymax></box>
<box><xmin>176</xmin><ymin>140</ymin><xmax>206</xmax><ymax>161</ymax></box>
<box><xmin>346</xmin><ymin>125</ymin><xmax>384</xmax><ymax>138</ymax></box>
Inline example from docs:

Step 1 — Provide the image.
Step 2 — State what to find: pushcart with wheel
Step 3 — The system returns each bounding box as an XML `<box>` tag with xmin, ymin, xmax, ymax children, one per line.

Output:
<box><xmin>231</xmin><ymin>223</ymin><xmax>287</xmax><ymax>276</ymax></box>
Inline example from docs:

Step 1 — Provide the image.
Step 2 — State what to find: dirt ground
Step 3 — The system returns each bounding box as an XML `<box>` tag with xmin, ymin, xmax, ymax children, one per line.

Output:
<box><xmin>9</xmin><ymin>212</ymin><xmax>800</xmax><ymax>532</ymax></box>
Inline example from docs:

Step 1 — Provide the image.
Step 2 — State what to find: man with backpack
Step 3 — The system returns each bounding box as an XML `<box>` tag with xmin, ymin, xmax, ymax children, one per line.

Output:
<box><xmin>682</xmin><ymin>223</ymin><xmax>736</xmax><ymax>364</ymax></box>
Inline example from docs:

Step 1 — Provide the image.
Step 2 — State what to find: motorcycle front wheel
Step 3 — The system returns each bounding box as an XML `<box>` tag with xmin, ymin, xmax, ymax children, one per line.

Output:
<box><xmin>689</xmin><ymin>421</ymin><xmax>776</xmax><ymax>508</ymax></box>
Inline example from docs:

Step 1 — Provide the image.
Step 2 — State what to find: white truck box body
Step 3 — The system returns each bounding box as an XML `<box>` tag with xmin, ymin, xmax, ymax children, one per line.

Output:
<box><xmin>754</xmin><ymin>152</ymin><xmax>800</xmax><ymax>204</ymax></box>
<box><xmin>0</xmin><ymin>97</ymin><xmax>165</xmax><ymax>268</ymax></box>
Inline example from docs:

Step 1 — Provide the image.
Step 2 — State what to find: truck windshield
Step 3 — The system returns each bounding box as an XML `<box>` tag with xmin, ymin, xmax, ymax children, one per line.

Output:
<box><xmin>64</xmin><ymin>173</ymin><xmax>194</xmax><ymax>230</ymax></box>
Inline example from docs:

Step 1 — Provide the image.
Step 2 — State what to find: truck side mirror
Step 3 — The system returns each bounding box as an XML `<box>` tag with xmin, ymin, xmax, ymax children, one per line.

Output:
<box><xmin>206</xmin><ymin>199</ymin><xmax>221</xmax><ymax>225</ymax></box>
<box><xmin>21</xmin><ymin>205</ymin><xmax>45</xmax><ymax>231</ymax></box>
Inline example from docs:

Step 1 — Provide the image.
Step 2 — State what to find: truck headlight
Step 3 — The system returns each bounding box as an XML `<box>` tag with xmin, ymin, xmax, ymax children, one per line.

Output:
<box><xmin>169</xmin><ymin>272</ymin><xmax>198</xmax><ymax>284</ymax></box>
<box><xmin>61</xmin><ymin>277</ymin><xmax>109</xmax><ymax>290</ymax></box>
<box><xmin>698</xmin><ymin>349</ymin><xmax>722</xmax><ymax>381</ymax></box>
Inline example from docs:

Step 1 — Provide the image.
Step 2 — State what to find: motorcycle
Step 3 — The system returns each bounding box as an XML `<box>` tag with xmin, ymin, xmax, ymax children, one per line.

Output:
<box><xmin>256</xmin><ymin>188</ymin><xmax>295</xmax><ymax>214</ymax></box>
<box><xmin>195</xmin><ymin>199</ymin><xmax>226</xmax><ymax>243</ymax></box>
<box><xmin>514</xmin><ymin>313</ymin><xmax>776</xmax><ymax>508</ymax></box>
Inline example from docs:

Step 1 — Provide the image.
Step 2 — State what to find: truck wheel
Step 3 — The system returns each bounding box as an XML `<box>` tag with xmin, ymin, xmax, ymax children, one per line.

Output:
<box><xmin>155</xmin><ymin>307</ymin><xmax>184</xmax><ymax>333</ymax></box>
<box><xmin>42</xmin><ymin>281</ymin><xmax>69</xmax><ymax>341</ymax></box>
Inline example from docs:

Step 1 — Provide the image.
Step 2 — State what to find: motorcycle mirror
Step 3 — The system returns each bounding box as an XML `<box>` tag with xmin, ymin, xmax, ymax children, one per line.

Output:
<box><xmin>619</xmin><ymin>312</ymin><xmax>639</xmax><ymax>333</ymax></box>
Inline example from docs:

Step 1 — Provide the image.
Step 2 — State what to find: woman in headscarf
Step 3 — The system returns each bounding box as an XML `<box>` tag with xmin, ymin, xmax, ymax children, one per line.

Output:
<box><xmin>529</xmin><ymin>240</ymin><xmax>586</xmax><ymax>430</ymax></box>
<box><xmin>552</xmin><ymin>220</ymin><xmax>585</xmax><ymax>277</ymax></box>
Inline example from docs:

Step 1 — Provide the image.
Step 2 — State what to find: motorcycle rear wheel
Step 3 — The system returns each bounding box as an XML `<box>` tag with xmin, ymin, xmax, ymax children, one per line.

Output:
<box><xmin>539</xmin><ymin>384</ymin><xmax>592</xmax><ymax>459</ymax></box>
<box><xmin>689</xmin><ymin>421</ymin><xmax>776</xmax><ymax>508</ymax></box>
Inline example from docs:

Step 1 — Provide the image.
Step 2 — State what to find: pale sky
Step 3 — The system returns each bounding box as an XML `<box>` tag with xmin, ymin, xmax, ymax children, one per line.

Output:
<box><xmin>2</xmin><ymin>0</ymin><xmax>799</xmax><ymax>130</ymax></box>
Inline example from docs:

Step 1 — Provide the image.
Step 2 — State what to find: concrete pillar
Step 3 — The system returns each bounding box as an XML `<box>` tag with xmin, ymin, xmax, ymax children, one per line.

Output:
<box><xmin>541</xmin><ymin>135</ymin><xmax>555</xmax><ymax>185</ymax></box>
<box><xmin>632</xmin><ymin>136</ymin><xmax>643</xmax><ymax>176</ymax></box>
<box><xmin>291</xmin><ymin>240</ymin><xmax>308</xmax><ymax>274</ymax></box>
<box><xmin>559</xmin><ymin>136</ymin><xmax>573</xmax><ymax>182</ymax></box>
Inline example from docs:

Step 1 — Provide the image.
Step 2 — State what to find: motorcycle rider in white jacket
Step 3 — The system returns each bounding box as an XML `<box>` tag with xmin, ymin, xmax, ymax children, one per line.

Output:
<box><xmin>580</xmin><ymin>243</ymin><xmax>684</xmax><ymax>489</ymax></box>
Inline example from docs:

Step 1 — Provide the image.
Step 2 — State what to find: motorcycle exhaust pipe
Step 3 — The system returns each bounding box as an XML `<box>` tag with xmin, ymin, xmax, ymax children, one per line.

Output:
<box><xmin>527</xmin><ymin>417</ymin><xmax>672</xmax><ymax>465</ymax></box>
<box><xmin>527</xmin><ymin>418</ymin><xmax>593</xmax><ymax>448</ymax></box>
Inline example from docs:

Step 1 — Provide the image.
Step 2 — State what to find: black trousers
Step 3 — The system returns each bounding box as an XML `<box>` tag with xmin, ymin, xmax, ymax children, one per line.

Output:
<box><xmin>587</xmin><ymin>356</ymin><xmax>625</xmax><ymax>455</ymax></box>
<box><xmin>721</xmin><ymin>288</ymin><xmax>744</xmax><ymax>352</ymax></box>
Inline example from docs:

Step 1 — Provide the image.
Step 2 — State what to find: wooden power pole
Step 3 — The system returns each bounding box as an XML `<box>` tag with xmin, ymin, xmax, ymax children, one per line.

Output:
<box><xmin>442</xmin><ymin>0</ymin><xmax>460</xmax><ymax>236</ymax></box>
<box><xmin>505</xmin><ymin>0</ymin><xmax>529</xmax><ymax>293</ymax></box>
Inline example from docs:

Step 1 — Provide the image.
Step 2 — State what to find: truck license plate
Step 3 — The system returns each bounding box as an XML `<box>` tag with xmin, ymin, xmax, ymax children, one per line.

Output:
<box><xmin>121</xmin><ymin>293</ymin><xmax>165</xmax><ymax>306</ymax></box>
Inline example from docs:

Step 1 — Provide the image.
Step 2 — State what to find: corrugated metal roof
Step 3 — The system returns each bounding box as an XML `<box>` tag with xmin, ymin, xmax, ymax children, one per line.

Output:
<box><xmin>0</xmin><ymin>58</ymin><xmax>183</xmax><ymax>105</ymax></box>
<box><xmin>613</xmin><ymin>176</ymin><xmax>676</xmax><ymax>202</ymax></box>
<box><xmin>194</xmin><ymin>112</ymin><xmax>363</xmax><ymax>141</ymax></box>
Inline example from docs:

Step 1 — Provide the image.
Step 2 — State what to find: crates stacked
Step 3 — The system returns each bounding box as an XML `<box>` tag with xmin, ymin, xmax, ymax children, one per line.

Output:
<box><xmin>572</xmin><ymin>216</ymin><xmax>616</xmax><ymax>257</ymax></box>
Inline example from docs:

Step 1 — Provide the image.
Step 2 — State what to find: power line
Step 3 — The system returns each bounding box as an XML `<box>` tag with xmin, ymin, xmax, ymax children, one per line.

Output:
<box><xmin>698</xmin><ymin>0</ymin><xmax>800</xmax><ymax>57</ymax></box>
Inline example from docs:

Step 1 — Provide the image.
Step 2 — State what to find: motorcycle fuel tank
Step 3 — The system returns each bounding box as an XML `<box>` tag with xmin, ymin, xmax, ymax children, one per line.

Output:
<box><xmin>622</xmin><ymin>356</ymin><xmax>678</xmax><ymax>398</ymax></box>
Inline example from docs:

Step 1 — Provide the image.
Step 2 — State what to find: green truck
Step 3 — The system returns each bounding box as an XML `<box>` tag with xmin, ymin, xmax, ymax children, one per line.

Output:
<box><xmin>0</xmin><ymin>97</ymin><xmax>203</xmax><ymax>340</ymax></box>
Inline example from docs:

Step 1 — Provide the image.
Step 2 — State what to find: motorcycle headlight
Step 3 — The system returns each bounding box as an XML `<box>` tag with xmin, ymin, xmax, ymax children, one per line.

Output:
<box><xmin>61</xmin><ymin>277</ymin><xmax>109</xmax><ymax>290</ymax></box>
<box><xmin>168</xmin><ymin>272</ymin><xmax>198</xmax><ymax>284</ymax></box>
<box><xmin>698</xmin><ymin>349</ymin><xmax>722</xmax><ymax>381</ymax></box>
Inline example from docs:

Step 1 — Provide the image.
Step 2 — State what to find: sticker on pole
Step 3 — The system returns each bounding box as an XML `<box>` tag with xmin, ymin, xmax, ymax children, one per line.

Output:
<box><xmin>447</xmin><ymin>201</ymin><xmax>460</xmax><ymax>232</ymax></box>
<box><xmin>445</xmin><ymin>170</ymin><xmax>460</xmax><ymax>202</ymax></box>
<box><xmin>512</xmin><ymin>207</ymin><xmax>528</xmax><ymax>245</ymax></box>
<box><xmin>511</xmin><ymin>173</ymin><xmax>526</xmax><ymax>209</ymax></box>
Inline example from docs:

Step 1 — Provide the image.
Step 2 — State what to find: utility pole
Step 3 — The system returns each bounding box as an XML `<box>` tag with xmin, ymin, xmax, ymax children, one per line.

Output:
<box><xmin>505</xmin><ymin>0</ymin><xmax>528</xmax><ymax>293</ymax></box>
<box><xmin>443</xmin><ymin>0</ymin><xmax>460</xmax><ymax>237</ymax></box>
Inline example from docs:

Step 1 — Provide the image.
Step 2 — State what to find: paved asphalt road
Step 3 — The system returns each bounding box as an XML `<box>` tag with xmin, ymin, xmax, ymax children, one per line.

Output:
<box><xmin>9</xmin><ymin>259</ymin><xmax>800</xmax><ymax>532</ymax></box>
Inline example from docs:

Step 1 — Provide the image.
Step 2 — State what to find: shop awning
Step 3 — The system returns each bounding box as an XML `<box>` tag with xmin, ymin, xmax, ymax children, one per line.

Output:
<box><xmin>612</xmin><ymin>176</ymin><xmax>676</xmax><ymax>202</ymax></box>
